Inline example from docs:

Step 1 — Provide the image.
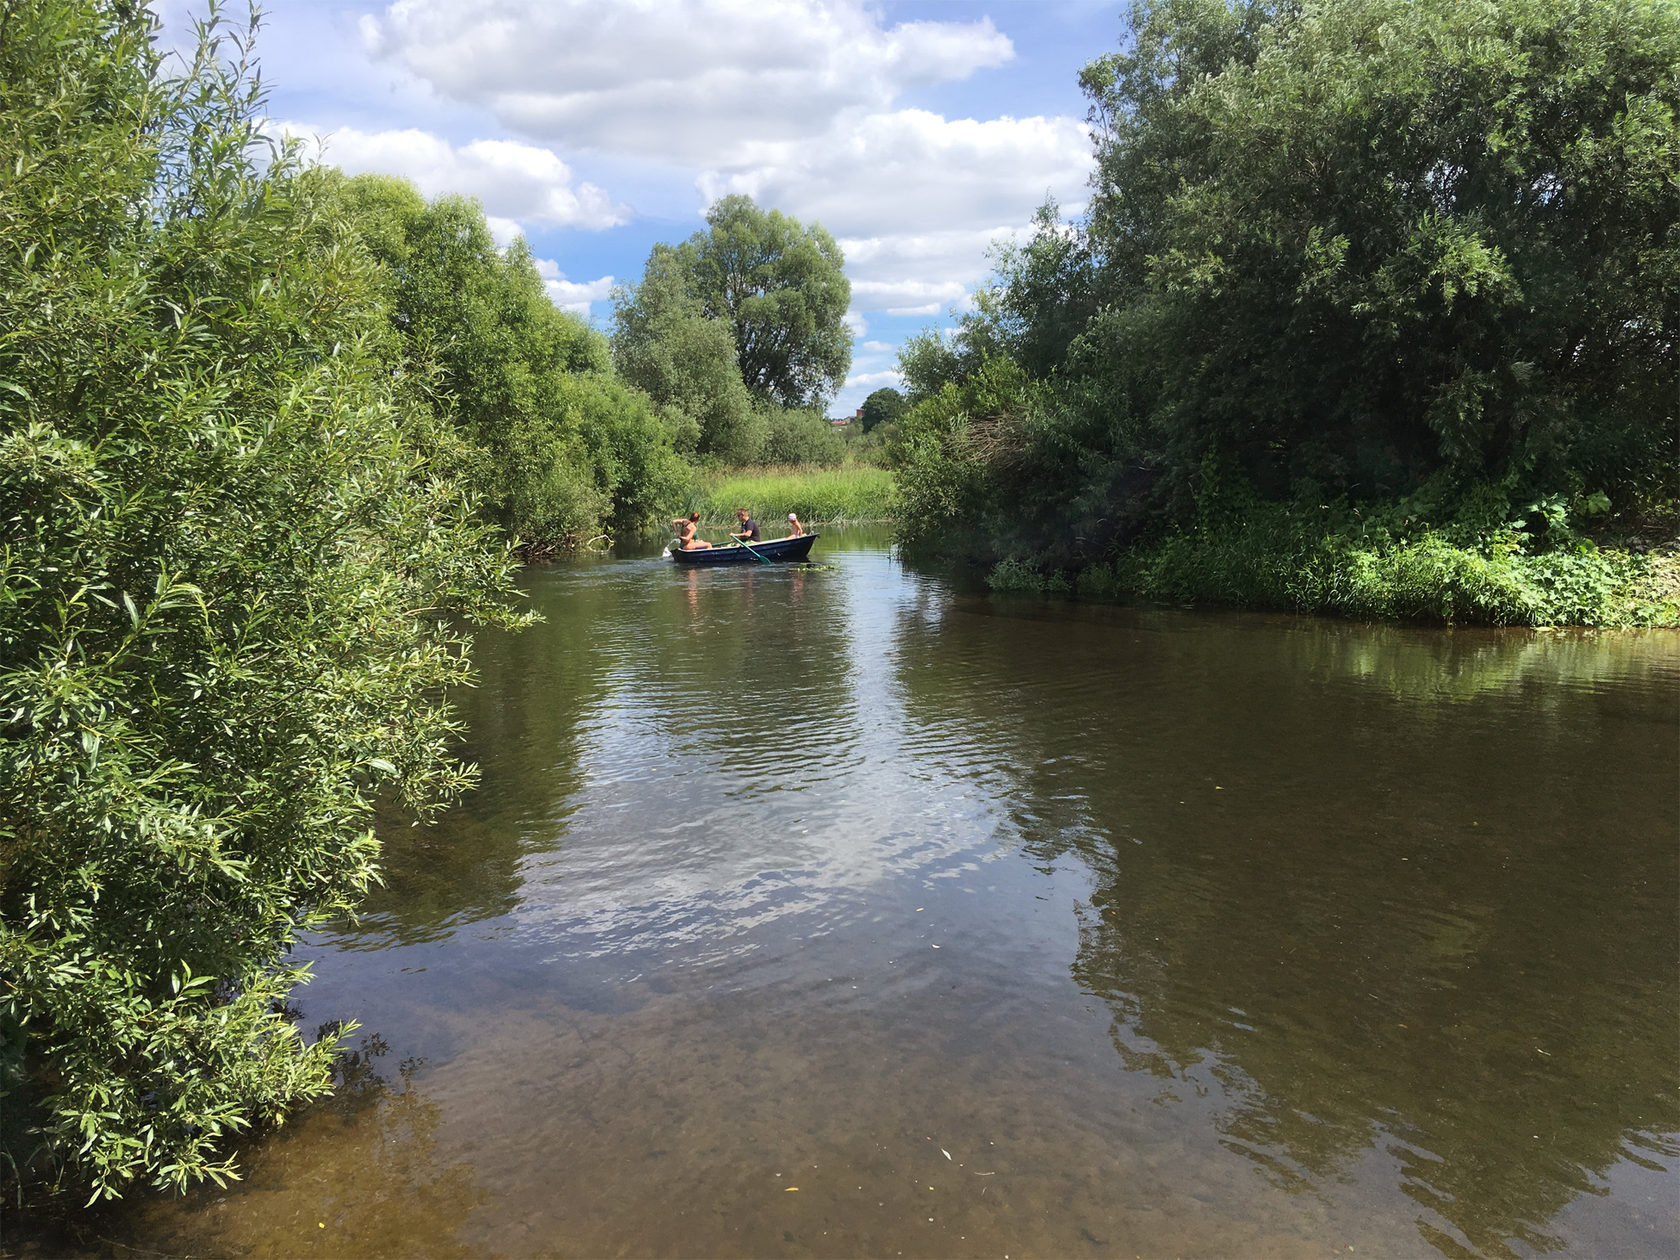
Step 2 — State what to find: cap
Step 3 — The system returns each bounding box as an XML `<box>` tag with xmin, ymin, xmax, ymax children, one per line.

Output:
<box><xmin>788</xmin><ymin>513</ymin><xmax>797</xmax><ymax>520</ymax></box>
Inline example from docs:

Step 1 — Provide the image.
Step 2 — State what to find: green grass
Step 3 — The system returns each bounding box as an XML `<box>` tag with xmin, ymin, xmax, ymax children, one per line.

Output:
<box><xmin>687</xmin><ymin>464</ymin><xmax>896</xmax><ymax>525</ymax></box>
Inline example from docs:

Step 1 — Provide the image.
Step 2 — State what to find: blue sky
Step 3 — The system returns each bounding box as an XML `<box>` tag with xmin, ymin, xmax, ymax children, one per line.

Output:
<box><xmin>163</xmin><ymin>1</ymin><xmax>1124</xmax><ymax>415</ymax></box>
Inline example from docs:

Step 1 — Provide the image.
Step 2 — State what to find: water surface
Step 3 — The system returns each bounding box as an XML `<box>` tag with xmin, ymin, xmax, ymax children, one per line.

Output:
<box><xmin>91</xmin><ymin>528</ymin><xmax>1680</xmax><ymax>1256</ymax></box>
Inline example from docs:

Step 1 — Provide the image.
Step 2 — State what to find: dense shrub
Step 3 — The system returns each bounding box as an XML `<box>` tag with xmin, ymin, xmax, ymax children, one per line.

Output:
<box><xmin>760</xmin><ymin>407</ymin><xmax>846</xmax><ymax>467</ymax></box>
<box><xmin>0</xmin><ymin>2</ymin><xmax>523</xmax><ymax>1199</ymax></box>
<box><xmin>332</xmin><ymin>174</ymin><xmax>691</xmax><ymax>547</ymax></box>
<box><xmin>898</xmin><ymin>0</ymin><xmax>1680</xmax><ymax>624</ymax></box>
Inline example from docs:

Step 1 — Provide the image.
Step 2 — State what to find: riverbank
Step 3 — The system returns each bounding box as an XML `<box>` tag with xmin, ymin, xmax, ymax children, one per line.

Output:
<box><xmin>986</xmin><ymin>506</ymin><xmax>1680</xmax><ymax>628</ymax></box>
<box><xmin>686</xmin><ymin>464</ymin><xmax>895</xmax><ymax>525</ymax></box>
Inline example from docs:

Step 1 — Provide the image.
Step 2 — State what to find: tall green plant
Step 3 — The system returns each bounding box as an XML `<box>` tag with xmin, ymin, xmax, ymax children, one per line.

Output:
<box><xmin>0</xmin><ymin>2</ymin><xmax>523</xmax><ymax>1199</ymax></box>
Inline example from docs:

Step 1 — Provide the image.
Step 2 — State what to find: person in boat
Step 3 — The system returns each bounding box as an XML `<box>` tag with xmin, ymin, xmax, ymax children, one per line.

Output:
<box><xmin>785</xmin><ymin>512</ymin><xmax>804</xmax><ymax>537</ymax></box>
<box><xmin>672</xmin><ymin>512</ymin><xmax>712</xmax><ymax>550</ymax></box>
<box><xmin>730</xmin><ymin>508</ymin><xmax>761</xmax><ymax>544</ymax></box>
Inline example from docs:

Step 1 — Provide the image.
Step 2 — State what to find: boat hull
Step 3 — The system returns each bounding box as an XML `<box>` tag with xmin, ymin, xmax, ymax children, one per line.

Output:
<box><xmin>669</xmin><ymin>533</ymin><xmax>819</xmax><ymax>565</ymax></box>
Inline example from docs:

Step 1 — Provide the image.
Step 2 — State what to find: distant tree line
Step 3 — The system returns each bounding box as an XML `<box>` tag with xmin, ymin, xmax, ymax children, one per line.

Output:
<box><xmin>891</xmin><ymin>0</ymin><xmax>1678</xmax><ymax>625</ymax></box>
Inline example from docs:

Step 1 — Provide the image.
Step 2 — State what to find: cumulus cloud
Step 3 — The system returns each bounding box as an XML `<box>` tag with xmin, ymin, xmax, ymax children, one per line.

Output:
<box><xmin>277</xmin><ymin>123</ymin><xmax>628</xmax><ymax>233</ymax></box>
<box><xmin>698</xmin><ymin>111</ymin><xmax>1090</xmax><ymax>316</ymax></box>
<box><xmin>359</xmin><ymin>0</ymin><xmax>1013</xmax><ymax>165</ymax></box>
<box><xmin>845</xmin><ymin>369</ymin><xmax>906</xmax><ymax>391</ymax></box>
<box><xmin>701</xmin><ymin>111</ymin><xmax>1089</xmax><ymax>240</ymax></box>
<box><xmin>534</xmin><ymin>258</ymin><xmax>615</xmax><ymax>316</ymax></box>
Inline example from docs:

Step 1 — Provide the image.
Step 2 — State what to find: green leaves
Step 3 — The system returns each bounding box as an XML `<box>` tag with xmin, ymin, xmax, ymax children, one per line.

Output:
<box><xmin>613</xmin><ymin>195</ymin><xmax>852</xmax><ymax>444</ymax></box>
<box><xmin>894</xmin><ymin>0</ymin><xmax>1679</xmax><ymax>584</ymax></box>
<box><xmin>327</xmin><ymin>173</ymin><xmax>684</xmax><ymax>550</ymax></box>
<box><xmin>0</xmin><ymin>0</ymin><xmax>521</xmax><ymax>1201</ymax></box>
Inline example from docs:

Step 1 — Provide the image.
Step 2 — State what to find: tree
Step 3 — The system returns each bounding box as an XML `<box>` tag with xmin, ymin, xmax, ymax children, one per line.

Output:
<box><xmin>894</xmin><ymin>0</ymin><xmax>1680</xmax><ymax>572</ymax></box>
<box><xmin>610</xmin><ymin>244</ymin><xmax>766</xmax><ymax>463</ymax></box>
<box><xmin>858</xmin><ymin>387</ymin><xmax>906</xmax><ymax>434</ymax></box>
<box><xmin>614</xmin><ymin>196</ymin><xmax>852</xmax><ymax>413</ymax></box>
<box><xmin>1074</xmin><ymin>0</ymin><xmax>1679</xmax><ymax>502</ymax></box>
<box><xmin>330</xmin><ymin>175</ymin><xmax>690</xmax><ymax>545</ymax></box>
<box><xmin>0</xmin><ymin>2</ymin><xmax>523</xmax><ymax>1199</ymax></box>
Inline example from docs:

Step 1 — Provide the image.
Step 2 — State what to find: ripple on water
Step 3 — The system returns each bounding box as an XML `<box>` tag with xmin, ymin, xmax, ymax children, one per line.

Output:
<box><xmin>83</xmin><ymin>536</ymin><xmax>1679</xmax><ymax>1260</ymax></box>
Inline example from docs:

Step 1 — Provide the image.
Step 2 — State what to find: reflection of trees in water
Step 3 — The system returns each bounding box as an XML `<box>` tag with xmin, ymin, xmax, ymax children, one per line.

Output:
<box><xmin>332</xmin><ymin>573</ymin><xmax>624</xmax><ymax>949</ymax></box>
<box><xmin>330</xmin><ymin>560</ymin><xmax>862</xmax><ymax>952</ymax></box>
<box><xmin>1279</xmin><ymin>620</ymin><xmax>1678</xmax><ymax>712</ymax></box>
<box><xmin>890</xmin><ymin>595</ymin><xmax>1679</xmax><ymax>1256</ymax></box>
<box><xmin>1069</xmin><ymin>838</ymin><xmax>1678</xmax><ymax>1256</ymax></box>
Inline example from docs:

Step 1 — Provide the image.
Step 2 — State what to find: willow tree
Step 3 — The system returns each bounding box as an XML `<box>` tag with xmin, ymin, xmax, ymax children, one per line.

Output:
<box><xmin>0</xmin><ymin>2</ymin><xmax>522</xmax><ymax>1199</ymax></box>
<box><xmin>614</xmin><ymin>196</ymin><xmax>852</xmax><ymax>421</ymax></box>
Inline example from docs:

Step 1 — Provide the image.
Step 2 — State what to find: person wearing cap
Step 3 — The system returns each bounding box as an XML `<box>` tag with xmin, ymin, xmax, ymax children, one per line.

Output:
<box><xmin>785</xmin><ymin>512</ymin><xmax>804</xmax><ymax>537</ymax></box>
<box><xmin>729</xmin><ymin>508</ymin><xmax>760</xmax><ymax>543</ymax></box>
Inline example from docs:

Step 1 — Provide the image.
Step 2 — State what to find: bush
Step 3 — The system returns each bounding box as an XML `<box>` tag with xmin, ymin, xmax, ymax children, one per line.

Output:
<box><xmin>0</xmin><ymin>3</ymin><xmax>523</xmax><ymax>1200</ymax></box>
<box><xmin>760</xmin><ymin>407</ymin><xmax>846</xmax><ymax>467</ymax></box>
<box><xmin>1059</xmin><ymin>499</ymin><xmax>1676</xmax><ymax>627</ymax></box>
<box><xmin>332</xmin><ymin>174</ymin><xmax>692</xmax><ymax>547</ymax></box>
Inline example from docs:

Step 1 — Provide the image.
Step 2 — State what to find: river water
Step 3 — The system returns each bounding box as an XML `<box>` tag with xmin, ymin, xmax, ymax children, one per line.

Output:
<box><xmin>84</xmin><ymin>527</ymin><xmax>1680</xmax><ymax>1256</ymax></box>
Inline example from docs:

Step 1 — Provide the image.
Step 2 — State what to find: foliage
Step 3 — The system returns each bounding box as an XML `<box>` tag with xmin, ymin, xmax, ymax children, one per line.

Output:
<box><xmin>761</xmin><ymin>407</ymin><xmax>846</xmax><ymax>467</ymax></box>
<box><xmin>1080</xmin><ymin>0</ymin><xmax>1676</xmax><ymax>500</ymax></box>
<box><xmin>688</xmin><ymin>466</ymin><xmax>896</xmax><ymax>525</ymax></box>
<box><xmin>997</xmin><ymin>480</ymin><xmax>1678</xmax><ymax>626</ymax></box>
<box><xmin>0</xmin><ymin>1</ymin><xmax>524</xmax><ymax>1200</ymax></box>
<box><xmin>610</xmin><ymin>246</ymin><xmax>764</xmax><ymax>463</ymax></box>
<box><xmin>612</xmin><ymin>195</ymin><xmax>851</xmax><ymax>415</ymax></box>
<box><xmin>894</xmin><ymin>0</ymin><xmax>1679</xmax><ymax>624</ymax></box>
<box><xmin>331</xmin><ymin>174</ymin><xmax>689</xmax><ymax>547</ymax></box>
<box><xmin>890</xmin><ymin>355</ymin><xmax>1126</xmax><ymax>565</ymax></box>
<box><xmin>688</xmin><ymin>196</ymin><xmax>852</xmax><ymax>409</ymax></box>
<box><xmin>857</xmin><ymin>387</ymin><xmax>906</xmax><ymax>434</ymax></box>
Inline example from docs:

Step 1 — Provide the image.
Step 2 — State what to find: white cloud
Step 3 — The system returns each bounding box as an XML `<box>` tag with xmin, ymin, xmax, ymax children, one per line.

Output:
<box><xmin>843</xmin><ymin>308</ymin><xmax>868</xmax><ymax>337</ymax></box>
<box><xmin>534</xmin><ymin>259</ymin><xmax>615</xmax><ymax>316</ymax></box>
<box><xmin>700</xmin><ymin>111</ymin><xmax>1089</xmax><ymax>240</ymax></box>
<box><xmin>484</xmin><ymin>216</ymin><xmax>523</xmax><ymax>248</ymax></box>
<box><xmin>360</xmin><ymin>0</ymin><xmax>1013</xmax><ymax>166</ymax></box>
<box><xmin>861</xmin><ymin>340</ymin><xmax>897</xmax><ymax>354</ymax></box>
<box><xmin>849</xmin><ymin>278</ymin><xmax>969</xmax><ymax>305</ymax></box>
<box><xmin>698</xmin><ymin>111</ymin><xmax>1091</xmax><ymax>316</ymax></box>
<box><xmin>845</xmin><ymin>369</ymin><xmax>905</xmax><ymax>390</ymax></box>
<box><xmin>277</xmin><ymin>123</ymin><xmax>629</xmax><ymax>234</ymax></box>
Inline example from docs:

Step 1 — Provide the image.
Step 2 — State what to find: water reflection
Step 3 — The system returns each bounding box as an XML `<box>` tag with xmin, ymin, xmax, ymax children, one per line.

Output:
<box><xmin>38</xmin><ymin>534</ymin><xmax>1676</xmax><ymax>1258</ymax></box>
<box><xmin>890</xmin><ymin>593</ymin><xmax>1680</xmax><ymax>1256</ymax></box>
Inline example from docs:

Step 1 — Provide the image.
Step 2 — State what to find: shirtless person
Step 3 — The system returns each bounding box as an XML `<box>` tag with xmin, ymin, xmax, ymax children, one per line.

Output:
<box><xmin>672</xmin><ymin>511</ymin><xmax>712</xmax><ymax>549</ymax></box>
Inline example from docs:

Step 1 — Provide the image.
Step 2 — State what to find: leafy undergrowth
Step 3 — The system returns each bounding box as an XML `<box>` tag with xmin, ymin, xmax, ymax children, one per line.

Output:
<box><xmin>988</xmin><ymin>493</ymin><xmax>1679</xmax><ymax>628</ymax></box>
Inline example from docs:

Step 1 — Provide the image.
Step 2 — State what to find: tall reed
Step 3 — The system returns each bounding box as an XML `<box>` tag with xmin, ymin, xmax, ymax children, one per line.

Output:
<box><xmin>689</xmin><ymin>465</ymin><xmax>895</xmax><ymax>524</ymax></box>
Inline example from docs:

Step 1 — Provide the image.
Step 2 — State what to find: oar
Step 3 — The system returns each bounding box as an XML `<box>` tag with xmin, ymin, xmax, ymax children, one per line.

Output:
<box><xmin>734</xmin><ymin>532</ymin><xmax>772</xmax><ymax>565</ymax></box>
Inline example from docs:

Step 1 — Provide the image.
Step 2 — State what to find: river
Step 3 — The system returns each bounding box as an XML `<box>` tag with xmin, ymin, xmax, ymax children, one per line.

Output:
<box><xmin>80</xmin><ymin>526</ymin><xmax>1680</xmax><ymax>1257</ymax></box>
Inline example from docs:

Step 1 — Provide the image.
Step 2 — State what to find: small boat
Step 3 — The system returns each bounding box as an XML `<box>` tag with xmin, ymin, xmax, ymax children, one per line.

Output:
<box><xmin>668</xmin><ymin>533</ymin><xmax>819</xmax><ymax>565</ymax></box>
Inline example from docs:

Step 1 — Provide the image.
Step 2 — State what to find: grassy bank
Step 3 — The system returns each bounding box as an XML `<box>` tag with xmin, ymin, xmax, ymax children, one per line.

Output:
<box><xmin>986</xmin><ymin>499</ymin><xmax>1680</xmax><ymax>628</ymax></box>
<box><xmin>688</xmin><ymin>464</ymin><xmax>895</xmax><ymax>525</ymax></box>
